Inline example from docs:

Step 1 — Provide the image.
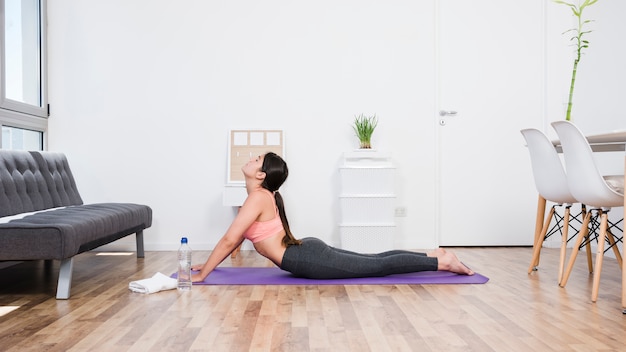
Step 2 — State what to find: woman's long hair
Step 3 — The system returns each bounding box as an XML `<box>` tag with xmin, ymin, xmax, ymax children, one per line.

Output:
<box><xmin>261</xmin><ymin>152</ymin><xmax>302</xmax><ymax>246</ymax></box>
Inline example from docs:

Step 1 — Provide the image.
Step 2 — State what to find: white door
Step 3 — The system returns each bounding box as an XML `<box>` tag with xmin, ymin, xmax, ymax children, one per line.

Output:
<box><xmin>437</xmin><ymin>0</ymin><xmax>544</xmax><ymax>246</ymax></box>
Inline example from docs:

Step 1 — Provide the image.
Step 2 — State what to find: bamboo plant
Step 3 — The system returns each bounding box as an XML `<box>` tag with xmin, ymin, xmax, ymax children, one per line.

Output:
<box><xmin>554</xmin><ymin>0</ymin><xmax>599</xmax><ymax>121</ymax></box>
<box><xmin>352</xmin><ymin>114</ymin><xmax>378</xmax><ymax>149</ymax></box>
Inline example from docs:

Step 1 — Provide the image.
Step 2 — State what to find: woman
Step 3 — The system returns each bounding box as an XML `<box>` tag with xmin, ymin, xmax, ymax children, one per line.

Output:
<box><xmin>191</xmin><ymin>152</ymin><xmax>473</xmax><ymax>282</ymax></box>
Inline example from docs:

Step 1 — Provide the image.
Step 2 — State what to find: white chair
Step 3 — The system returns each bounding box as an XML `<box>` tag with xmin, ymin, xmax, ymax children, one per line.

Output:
<box><xmin>521</xmin><ymin>128</ymin><xmax>588</xmax><ymax>283</ymax></box>
<box><xmin>552</xmin><ymin>121</ymin><xmax>624</xmax><ymax>302</ymax></box>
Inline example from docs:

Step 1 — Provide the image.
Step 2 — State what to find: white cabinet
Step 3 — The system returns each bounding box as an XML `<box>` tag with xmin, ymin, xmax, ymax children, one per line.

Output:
<box><xmin>339</xmin><ymin>150</ymin><xmax>395</xmax><ymax>253</ymax></box>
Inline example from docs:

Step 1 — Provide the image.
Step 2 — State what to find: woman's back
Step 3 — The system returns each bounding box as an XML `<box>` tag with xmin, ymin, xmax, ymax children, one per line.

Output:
<box><xmin>244</xmin><ymin>188</ymin><xmax>287</xmax><ymax>266</ymax></box>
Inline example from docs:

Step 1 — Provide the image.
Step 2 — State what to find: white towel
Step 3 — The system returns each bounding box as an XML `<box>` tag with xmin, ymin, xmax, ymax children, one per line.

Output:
<box><xmin>129</xmin><ymin>272</ymin><xmax>178</xmax><ymax>294</ymax></box>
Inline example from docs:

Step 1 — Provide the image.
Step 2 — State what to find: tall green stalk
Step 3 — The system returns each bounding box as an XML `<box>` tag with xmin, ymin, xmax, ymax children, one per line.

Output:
<box><xmin>554</xmin><ymin>0</ymin><xmax>599</xmax><ymax>121</ymax></box>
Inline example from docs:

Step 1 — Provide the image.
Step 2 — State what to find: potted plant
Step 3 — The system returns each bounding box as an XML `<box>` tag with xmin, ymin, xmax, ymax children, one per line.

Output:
<box><xmin>554</xmin><ymin>0</ymin><xmax>599</xmax><ymax>121</ymax></box>
<box><xmin>352</xmin><ymin>114</ymin><xmax>378</xmax><ymax>149</ymax></box>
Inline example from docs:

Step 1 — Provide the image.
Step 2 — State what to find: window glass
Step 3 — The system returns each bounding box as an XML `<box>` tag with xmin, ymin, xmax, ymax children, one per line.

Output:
<box><xmin>4</xmin><ymin>0</ymin><xmax>42</xmax><ymax>107</ymax></box>
<box><xmin>1</xmin><ymin>125</ymin><xmax>43</xmax><ymax>150</ymax></box>
<box><xmin>0</xmin><ymin>0</ymin><xmax>47</xmax><ymax>145</ymax></box>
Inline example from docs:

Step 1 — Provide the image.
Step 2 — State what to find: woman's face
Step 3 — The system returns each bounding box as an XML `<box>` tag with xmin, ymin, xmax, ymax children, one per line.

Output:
<box><xmin>242</xmin><ymin>154</ymin><xmax>265</xmax><ymax>177</ymax></box>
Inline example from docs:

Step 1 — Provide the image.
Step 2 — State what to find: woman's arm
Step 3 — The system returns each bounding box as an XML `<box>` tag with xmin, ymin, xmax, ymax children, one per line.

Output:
<box><xmin>191</xmin><ymin>233</ymin><xmax>244</xmax><ymax>282</ymax></box>
<box><xmin>190</xmin><ymin>191</ymin><xmax>267</xmax><ymax>282</ymax></box>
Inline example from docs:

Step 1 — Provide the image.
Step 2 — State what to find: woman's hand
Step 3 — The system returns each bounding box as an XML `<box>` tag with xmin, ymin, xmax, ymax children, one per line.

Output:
<box><xmin>190</xmin><ymin>264</ymin><xmax>206</xmax><ymax>282</ymax></box>
<box><xmin>191</xmin><ymin>272</ymin><xmax>206</xmax><ymax>283</ymax></box>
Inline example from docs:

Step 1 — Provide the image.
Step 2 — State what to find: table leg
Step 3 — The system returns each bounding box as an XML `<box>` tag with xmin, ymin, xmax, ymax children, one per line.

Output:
<box><xmin>231</xmin><ymin>206</ymin><xmax>243</xmax><ymax>258</ymax></box>
<box><xmin>231</xmin><ymin>244</ymin><xmax>242</xmax><ymax>258</ymax></box>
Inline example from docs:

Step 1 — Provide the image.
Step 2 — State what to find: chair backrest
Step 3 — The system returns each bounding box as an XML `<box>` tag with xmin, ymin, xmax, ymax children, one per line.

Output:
<box><xmin>551</xmin><ymin>121</ymin><xmax>623</xmax><ymax>208</ymax></box>
<box><xmin>520</xmin><ymin>128</ymin><xmax>577</xmax><ymax>204</ymax></box>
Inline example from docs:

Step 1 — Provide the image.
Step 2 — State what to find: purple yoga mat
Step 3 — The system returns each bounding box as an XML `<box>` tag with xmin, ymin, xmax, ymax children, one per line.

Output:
<box><xmin>173</xmin><ymin>267</ymin><xmax>489</xmax><ymax>285</ymax></box>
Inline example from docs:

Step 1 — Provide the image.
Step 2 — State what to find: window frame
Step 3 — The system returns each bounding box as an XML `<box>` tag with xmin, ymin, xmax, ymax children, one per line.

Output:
<box><xmin>0</xmin><ymin>0</ymin><xmax>48</xmax><ymax>149</ymax></box>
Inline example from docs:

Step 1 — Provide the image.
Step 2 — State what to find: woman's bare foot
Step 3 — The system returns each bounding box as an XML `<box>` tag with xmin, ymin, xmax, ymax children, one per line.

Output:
<box><xmin>436</xmin><ymin>251</ymin><xmax>474</xmax><ymax>275</ymax></box>
<box><xmin>427</xmin><ymin>248</ymin><xmax>447</xmax><ymax>257</ymax></box>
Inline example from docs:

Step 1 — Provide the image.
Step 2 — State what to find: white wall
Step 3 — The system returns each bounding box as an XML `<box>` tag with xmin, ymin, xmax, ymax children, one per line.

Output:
<box><xmin>46</xmin><ymin>0</ymin><xmax>624</xmax><ymax>251</ymax></box>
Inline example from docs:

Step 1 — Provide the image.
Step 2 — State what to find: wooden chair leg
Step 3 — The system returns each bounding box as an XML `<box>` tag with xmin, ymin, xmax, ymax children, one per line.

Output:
<box><xmin>580</xmin><ymin>205</ymin><xmax>593</xmax><ymax>273</ymax></box>
<box><xmin>558</xmin><ymin>207</ymin><xmax>571</xmax><ymax>284</ymax></box>
<box><xmin>532</xmin><ymin>195</ymin><xmax>547</xmax><ymax>265</ymax></box>
<box><xmin>528</xmin><ymin>206</ymin><xmax>554</xmax><ymax>274</ymax></box>
<box><xmin>585</xmin><ymin>236</ymin><xmax>594</xmax><ymax>273</ymax></box>
<box><xmin>606</xmin><ymin>229</ymin><xmax>623</xmax><ymax>269</ymax></box>
<box><xmin>591</xmin><ymin>213</ymin><xmax>609</xmax><ymax>302</ymax></box>
<box><xmin>560</xmin><ymin>212</ymin><xmax>592</xmax><ymax>287</ymax></box>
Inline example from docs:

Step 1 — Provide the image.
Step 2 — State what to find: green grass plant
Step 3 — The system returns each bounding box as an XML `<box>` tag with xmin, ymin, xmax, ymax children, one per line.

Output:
<box><xmin>352</xmin><ymin>114</ymin><xmax>378</xmax><ymax>149</ymax></box>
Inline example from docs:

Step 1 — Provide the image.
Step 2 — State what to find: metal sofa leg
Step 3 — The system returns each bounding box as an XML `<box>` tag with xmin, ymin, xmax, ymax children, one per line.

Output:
<box><xmin>136</xmin><ymin>230</ymin><xmax>145</xmax><ymax>258</ymax></box>
<box><xmin>56</xmin><ymin>257</ymin><xmax>74</xmax><ymax>300</ymax></box>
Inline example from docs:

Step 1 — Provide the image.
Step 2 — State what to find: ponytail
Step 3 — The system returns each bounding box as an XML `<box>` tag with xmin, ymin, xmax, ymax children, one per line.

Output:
<box><xmin>274</xmin><ymin>191</ymin><xmax>302</xmax><ymax>246</ymax></box>
<box><xmin>261</xmin><ymin>152</ymin><xmax>301</xmax><ymax>247</ymax></box>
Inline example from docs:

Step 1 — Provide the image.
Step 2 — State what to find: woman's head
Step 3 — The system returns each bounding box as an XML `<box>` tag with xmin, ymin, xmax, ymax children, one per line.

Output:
<box><xmin>260</xmin><ymin>152</ymin><xmax>288</xmax><ymax>192</ymax></box>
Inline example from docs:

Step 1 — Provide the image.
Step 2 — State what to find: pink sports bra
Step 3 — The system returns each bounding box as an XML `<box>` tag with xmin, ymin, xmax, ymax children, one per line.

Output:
<box><xmin>243</xmin><ymin>190</ymin><xmax>284</xmax><ymax>243</ymax></box>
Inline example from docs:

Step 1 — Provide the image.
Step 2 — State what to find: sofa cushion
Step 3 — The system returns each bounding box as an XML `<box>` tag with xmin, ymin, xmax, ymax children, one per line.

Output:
<box><xmin>0</xmin><ymin>151</ymin><xmax>55</xmax><ymax>217</ymax></box>
<box><xmin>30</xmin><ymin>151</ymin><xmax>83</xmax><ymax>207</ymax></box>
<box><xmin>0</xmin><ymin>203</ymin><xmax>152</xmax><ymax>260</ymax></box>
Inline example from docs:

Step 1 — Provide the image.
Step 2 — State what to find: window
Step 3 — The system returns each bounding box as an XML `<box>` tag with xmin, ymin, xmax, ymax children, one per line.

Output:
<box><xmin>2</xmin><ymin>125</ymin><xmax>42</xmax><ymax>150</ymax></box>
<box><xmin>0</xmin><ymin>0</ymin><xmax>47</xmax><ymax>150</ymax></box>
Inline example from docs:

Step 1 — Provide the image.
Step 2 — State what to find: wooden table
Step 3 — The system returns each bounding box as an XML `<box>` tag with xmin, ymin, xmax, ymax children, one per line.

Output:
<box><xmin>552</xmin><ymin>130</ymin><xmax>626</xmax><ymax>313</ymax></box>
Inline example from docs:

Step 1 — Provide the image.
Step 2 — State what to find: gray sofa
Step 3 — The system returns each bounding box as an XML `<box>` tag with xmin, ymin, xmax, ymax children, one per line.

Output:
<box><xmin>0</xmin><ymin>150</ymin><xmax>152</xmax><ymax>299</ymax></box>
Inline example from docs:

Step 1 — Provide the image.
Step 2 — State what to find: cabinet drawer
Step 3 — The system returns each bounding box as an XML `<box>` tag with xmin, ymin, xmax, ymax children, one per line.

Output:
<box><xmin>339</xmin><ymin>196</ymin><xmax>395</xmax><ymax>223</ymax></box>
<box><xmin>339</xmin><ymin>167</ymin><xmax>395</xmax><ymax>195</ymax></box>
<box><xmin>339</xmin><ymin>225</ymin><xmax>395</xmax><ymax>253</ymax></box>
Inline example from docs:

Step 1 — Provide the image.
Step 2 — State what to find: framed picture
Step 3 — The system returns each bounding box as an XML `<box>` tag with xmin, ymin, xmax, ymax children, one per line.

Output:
<box><xmin>227</xmin><ymin>129</ymin><xmax>285</xmax><ymax>183</ymax></box>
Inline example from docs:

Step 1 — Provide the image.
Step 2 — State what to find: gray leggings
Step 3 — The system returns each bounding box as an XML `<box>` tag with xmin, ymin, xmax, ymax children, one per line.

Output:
<box><xmin>280</xmin><ymin>237</ymin><xmax>438</xmax><ymax>279</ymax></box>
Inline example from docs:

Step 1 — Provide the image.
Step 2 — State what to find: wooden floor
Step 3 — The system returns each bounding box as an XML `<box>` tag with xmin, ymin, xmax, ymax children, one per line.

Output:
<box><xmin>1</xmin><ymin>247</ymin><xmax>625</xmax><ymax>351</ymax></box>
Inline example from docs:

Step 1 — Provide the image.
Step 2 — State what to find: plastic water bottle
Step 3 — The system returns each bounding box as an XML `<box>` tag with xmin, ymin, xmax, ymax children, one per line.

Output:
<box><xmin>177</xmin><ymin>237</ymin><xmax>192</xmax><ymax>291</ymax></box>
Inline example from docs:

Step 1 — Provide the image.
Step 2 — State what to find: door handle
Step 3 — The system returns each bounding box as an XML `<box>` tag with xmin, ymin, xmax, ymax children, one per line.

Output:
<box><xmin>439</xmin><ymin>110</ymin><xmax>458</xmax><ymax>116</ymax></box>
<box><xmin>438</xmin><ymin>110</ymin><xmax>458</xmax><ymax>126</ymax></box>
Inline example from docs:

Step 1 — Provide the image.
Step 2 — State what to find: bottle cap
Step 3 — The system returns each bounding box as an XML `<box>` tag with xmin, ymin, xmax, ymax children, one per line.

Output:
<box><xmin>181</xmin><ymin>237</ymin><xmax>188</xmax><ymax>244</ymax></box>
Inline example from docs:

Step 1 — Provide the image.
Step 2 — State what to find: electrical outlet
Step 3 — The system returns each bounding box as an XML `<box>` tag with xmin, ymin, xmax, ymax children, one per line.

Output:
<box><xmin>394</xmin><ymin>206</ymin><xmax>407</xmax><ymax>217</ymax></box>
